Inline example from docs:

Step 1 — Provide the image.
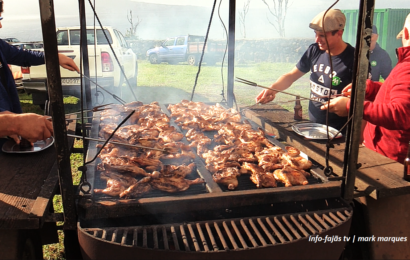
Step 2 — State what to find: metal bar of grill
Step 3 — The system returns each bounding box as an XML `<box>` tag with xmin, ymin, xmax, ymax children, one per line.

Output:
<box><xmin>132</xmin><ymin>228</ymin><xmax>138</xmax><ymax>247</ymax></box>
<box><xmin>249</xmin><ymin>219</ymin><xmax>267</xmax><ymax>246</ymax></box>
<box><xmin>188</xmin><ymin>224</ymin><xmax>201</xmax><ymax>252</ymax></box>
<box><xmin>266</xmin><ymin>217</ymin><xmax>286</xmax><ymax>243</ymax></box>
<box><xmin>240</xmin><ymin>219</ymin><xmax>258</xmax><ymax>248</ymax></box>
<box><xmin>196</xmin><ymin>223</ymin><xmax>209</xmax><ymax>252</ymax></box>
<box><xmin>214</xmin><ymin>223</ymin><xmax>229</xmax><ymax>251</ymax></box>
<box><xmin>274</xmin><ymin>217</ymin><xmax>293</xmax><ymax>242</ymax></box>
<box><xmin>231</xmin><ymin>220</ymin><xmax>247</xmax><ymax>249</ymax></box>
<box><xmin>329</xmin><ymin>212</ymin><xmax>342</xmax><ymax>224</ymax></box>
<box><xmin>289</xmin><ymin>215</ymin><xmax>308</xmax><ymax>237</ymax></box>
<box><xmin>180</xmin><ymin>225</ymin><xmax>190</xmax><ymax>251</ymax></box>
<box><xmin>314</xmin><ymin>213</ymin><xmax>330</xmax><ymax>229</ymax></box>
<box><xmin>153</xmin><ymin>227</ymin><xmax>158</xmax><ymax>249</ymax></box>
<box><xmin>206</xmin><ymin>223</ymin><xmax>219</xmax><ymax>251</ymax></box>
<box><xmin>257</xmin><ymin>218</ymin><xmax>276</xmax><ymax>245</ymax></box>
<box><xmin>121</xmin><ymin>229</ymin><xmax>128</xmax><ymax>246</ymax></box>
<box><xmin>171</xmin><ymin>226</ymin><xmax>180</xmax><ymax>250</ymax></box>
<box><xmin>305</xmin><ymin>214</ymin><xmax>323</xmax><ymax>233</ymax></box>
<box><xmin>81</xmin><ymin>209</ymin><xmax>352</xmax><ymax>252</ymax></box>
<box><xmin>282</xmin><ymin>216</ymin><xmax>301</xmax><ymax>240</ymax></box>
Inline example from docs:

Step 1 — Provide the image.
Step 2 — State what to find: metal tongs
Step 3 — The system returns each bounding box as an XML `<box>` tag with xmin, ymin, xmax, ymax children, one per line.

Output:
<box><xmin>79</xmin><ymin>72</ymin><xmax>126</xmax><ymax>105</ymax></box>
<box><xmin>65</xmin><ymin>103</ymin><xmax>114</xmax><ymax>117</ymax></box>
<box><xmin>235</xmin><ymin>77</ymin><xmax>332</xmax><ymax>104</ymax></box>
<box><xmin>67</xmin><ymin>134</ymin><xmax>171</xmax><ymax>154</ymax></box>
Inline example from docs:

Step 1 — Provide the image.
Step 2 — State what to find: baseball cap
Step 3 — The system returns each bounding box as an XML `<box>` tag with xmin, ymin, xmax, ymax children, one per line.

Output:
<box><xmin>310</xmin><ymin>9</ymin><xmax>346</xmax><ymax>32</ymax></box>
<box><xmin>397</xmin><ymin>13</ymin><xmax>410</xmax><ymax>39</ymax></box>
<box><xmin>372</xmin><ymin>25</ymin><xmax>378</xmax><ymax>34</ymax></box>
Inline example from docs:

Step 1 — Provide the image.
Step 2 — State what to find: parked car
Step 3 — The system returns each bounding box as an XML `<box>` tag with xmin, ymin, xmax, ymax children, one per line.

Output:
<box><xmin>146</xmin><ymin>35</ymin><xmax>225</xmax><ymax>65</ymax></box>
<box><xmin>2</xmin><ymin>37</ymin><xmax>20</xmax><ymax>44</ymax></box>
<box><xmin>22</xmin><ymin>26</ymin><xmax>138</xmax><ymax>107</ymax></box>
<box><xmin>12</xmin><ymin>42</ymin><xmax>44</xmax><ymax>50</ymax></box>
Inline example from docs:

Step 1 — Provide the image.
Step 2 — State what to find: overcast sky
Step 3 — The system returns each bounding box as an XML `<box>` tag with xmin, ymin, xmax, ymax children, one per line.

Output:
<box><xmin>1</xmin><ymin>0</ymin><xmax>410</xmax><ymax>41</ymax></box>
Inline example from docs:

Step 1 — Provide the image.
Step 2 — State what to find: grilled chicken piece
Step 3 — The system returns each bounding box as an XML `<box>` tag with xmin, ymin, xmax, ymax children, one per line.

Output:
<box><xmin>242</xmin><ymin>162</ymin><xmax>277</xmax><ymax>188</ymax></box>
<box><xmin>273</xmin><ymin>166</ymin><xmax>309</xmax><ymax>187</ymax></box>
<box><xmin>94</xmin><ymin>171</ymin><xmax>138</xmax><ymax>197</ymax></box>
<box><xmin>256</xmin><ymin>153</ymin><xmax>283</xmax><ymax>172</ymax></box>
<box><xmin>163</xmin><ymin>163</ymin><xmax>196</xmax><ymax>178</ymax></box>
<box><xmin>213</xmin><ymin>167</ymin><xmax>240</xmax><ymax>190</ymax></box>
<box><xmin>282</xmin><ymin>146</ymin><xmax>313</xmax><ymax>171</ymax></box>
<box><xmin>150</xmin><ymin>171</ymin><xmax>205</xmax><ymax>193</ymax></box>
<box><xmin>119</xmin><ymin>176</ymin><xmax>152</xmax><ymax>198</ymax></box>
<box><xmin>206</xmin><ymin>161</ymin><xmax>241</xmax><ymax>173</ymax></box>
<box><xmin>161</xmin><ymin>142</ymin><xmax>196</xmax><ymax>161</ymax></box>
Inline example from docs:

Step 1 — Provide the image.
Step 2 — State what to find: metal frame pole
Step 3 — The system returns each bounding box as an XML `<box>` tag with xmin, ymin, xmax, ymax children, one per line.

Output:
<box><xmin>79</xmin><ymin>0</ymin><xmax>92</xmax><ymax>108</ymax></box>
<box><xmin>342</xmin><ymin>0</ymin><xmax>375</xmax><ymax>201</ymax></box>
<box><xmin>38</xmin><ymin>0</ymin><xmax>77</xmax><ymax>230</ymax></box>
<box><xmin>227</xmin><ymin>0</ymin><xmax>236</xmax><ymax>108</ymax></box>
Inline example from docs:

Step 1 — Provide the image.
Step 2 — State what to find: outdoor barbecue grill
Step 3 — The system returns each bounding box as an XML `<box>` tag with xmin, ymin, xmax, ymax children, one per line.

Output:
<box><xmin>74</xmin><ymin>102</ymin><xmax>353</xmax><ymax>259</ymax></box>
<box><xmin>23</xmin><ymin>0</ymin><xmax>382</xmax><ymax>259</ymax></box>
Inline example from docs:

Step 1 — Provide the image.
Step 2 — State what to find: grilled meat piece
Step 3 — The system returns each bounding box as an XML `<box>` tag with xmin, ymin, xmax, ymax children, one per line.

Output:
<box><xmin>94</xmin><ymin>171</ymin><xmax>138</xmax><ymax>197</ymax></box>
<box><xmin>282</xmin><ymin>146</ymin><xmax>313</xmax><ymax>171</ymax></box>
<box><xmin>150</xmin><ymin>171</ymin><xmax>205</xmax><ymax>193</ymax></box>
<box><xmin>242</xmin><ymin>162</ymin><xmax>277</xmax><ymax>188</ymax></box>
<box><xmin>162</xmin><ymin>163</ymin><xmax>196</xmax><ymax>178</ymax></box>
<box><xmin>256</xmin><ymin>153</ymin><xmax>283</xmax><ymax>172</ymax></box>
<box><xmin>119</xmin><ymin>176</ymin><xmax>152</xmax><ymax>198</ymax></box>
<box><xmin>273</xmin><ymin>166</ymin><xmax>309</xmax><ymax>187</ymax></box>
<box><xmin>213</xmin><ymin>167</ymin><xmax>240</xmax><ymax>190</ymax></box>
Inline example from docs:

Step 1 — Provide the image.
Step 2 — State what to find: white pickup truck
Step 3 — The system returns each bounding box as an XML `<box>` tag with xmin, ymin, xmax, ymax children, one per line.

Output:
<box><xmin>23</xmin><ymin>26</ymin><xmax>138</xmax><ymax>107</ymax></box>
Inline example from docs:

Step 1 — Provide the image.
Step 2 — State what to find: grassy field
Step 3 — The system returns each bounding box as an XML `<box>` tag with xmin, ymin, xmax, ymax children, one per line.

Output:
<box><xmin>20</xmin><ymin>60</ymin><xmax>311</xmax><ymax>259</ymax></box>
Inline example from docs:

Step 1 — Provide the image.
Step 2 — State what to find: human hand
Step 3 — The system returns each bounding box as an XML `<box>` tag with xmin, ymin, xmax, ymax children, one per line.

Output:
<box><xmin>342</xmin><ymin>83</ymin><xmax>352</xmax><ymax>97</ymax></box>
<box><xmin>15</xmin><ymin>113</ymin><xmax>53</xmax><ymax>143</ymax></box>
<box><xmin>58</xmin><ymin>53</ymin><xmax>80</xmax><ymax>73</ymax></box>
<box><xmin>255</xmin><ymin>88</ymin><xmax>276</xmax><ymax>104</ymax></box>
<box><xmin>320</xmin><ymin>97</ymin><xmax>350</xmax><ymax>117</ymax></box>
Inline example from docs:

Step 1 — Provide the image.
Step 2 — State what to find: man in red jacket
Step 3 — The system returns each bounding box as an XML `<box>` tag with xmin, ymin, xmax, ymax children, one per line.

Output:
<box><xmin>320</xmin><ymin>14</ymin><xmax>410</xmax><ymax>163</ymax></box>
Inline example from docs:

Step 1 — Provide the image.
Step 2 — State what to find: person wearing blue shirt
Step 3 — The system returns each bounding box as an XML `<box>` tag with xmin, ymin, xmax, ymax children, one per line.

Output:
<box><xmin>369</xmin><ymin>25</ymin><xmax>392</xmax><ymax>81</ymax></box>
<box><xmin>0</xmin><ymin>0</ymin><xmax>79</xmax><ymax>145</ymax></box>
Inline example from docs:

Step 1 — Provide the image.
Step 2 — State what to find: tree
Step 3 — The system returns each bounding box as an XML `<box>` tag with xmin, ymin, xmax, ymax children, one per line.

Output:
<box><xmin>126</xmin><ymin>10</ymin><xmax>142</xmax><ymax>39</ymax></box>
<box><xmin>238</xmin><ymin>0</ymin><xmax>251</xmax><ymax>39</ymax></box>
<box><xmin>261</xmin><ymin>0</ymin><xmax>290</xmax><ymax>38</ymax></box>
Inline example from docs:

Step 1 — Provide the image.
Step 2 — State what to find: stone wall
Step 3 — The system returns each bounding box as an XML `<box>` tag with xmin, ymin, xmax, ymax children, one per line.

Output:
<box><xmin>128</xmin><ymin>38</ymin><xmax>315</xmax><ymax>64</ymax></box>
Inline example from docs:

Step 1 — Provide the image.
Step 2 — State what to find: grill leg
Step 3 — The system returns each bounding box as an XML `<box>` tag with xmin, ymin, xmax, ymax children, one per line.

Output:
<box><xmin>64</xmin><ymin>230</ymin><xmax>82</xmax><ymax>260</ymax></box>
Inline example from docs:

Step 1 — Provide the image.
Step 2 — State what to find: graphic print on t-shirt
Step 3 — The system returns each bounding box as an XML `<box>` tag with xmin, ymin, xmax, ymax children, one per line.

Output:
<box><xmin>310</xmin><ymin>80</ymin><xmax>339</xmax><ymax>103</ymax></box>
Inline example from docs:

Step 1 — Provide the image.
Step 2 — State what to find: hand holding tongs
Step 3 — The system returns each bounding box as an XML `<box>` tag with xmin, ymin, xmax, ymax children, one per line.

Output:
<box><xmin>235</xmin><ymin>77</ymin><xmax>340</xmax><ymax>104</ymax></box>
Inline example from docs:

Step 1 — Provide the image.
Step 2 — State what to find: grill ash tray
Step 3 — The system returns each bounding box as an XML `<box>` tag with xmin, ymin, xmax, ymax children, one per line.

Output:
<box><xmin>79</xmin><ymin>103</ymin><xmax>341</xmax><ymax>219</ymax></box>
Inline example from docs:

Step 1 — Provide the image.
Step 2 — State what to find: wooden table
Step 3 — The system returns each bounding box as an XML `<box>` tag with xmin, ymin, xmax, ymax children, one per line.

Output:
<box><xmin>0</xmin><ymin>119</ymin><xmax>77</xmax><ymax>259</ymax></box>
<box><xmin>242</xmin><ymin>104</ymin><xmax>410</xmax><ymax>259</ymax></box>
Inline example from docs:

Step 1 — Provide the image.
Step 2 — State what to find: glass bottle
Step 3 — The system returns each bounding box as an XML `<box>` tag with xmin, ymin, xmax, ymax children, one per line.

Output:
<box><xmin>403</xmin><ymin>141</ymin><xmax>410</xmax><ymax>181</ymax></box>
<box><xmin>294</xmin><ymin>96</ymin><xmax>302</xmax><ymax>120</ymax></box>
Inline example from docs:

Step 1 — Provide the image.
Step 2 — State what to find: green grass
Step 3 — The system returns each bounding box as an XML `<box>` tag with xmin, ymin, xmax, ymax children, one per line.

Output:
<box><xmin>120</xmin><ymin>60</ymin><xmax>311</xmax><ymax>115</ymax></box>
<box><xmin>20</xmin><ymin>60</ymin><xmax>311</xmax><ymax>259</ymax></box>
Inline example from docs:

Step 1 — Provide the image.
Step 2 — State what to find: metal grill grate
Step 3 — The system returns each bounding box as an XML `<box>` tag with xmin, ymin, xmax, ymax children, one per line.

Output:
<box><xmin>81</xmin><ymin>209</ymin><xmax>352</xmax><ymax>252</ymax></box>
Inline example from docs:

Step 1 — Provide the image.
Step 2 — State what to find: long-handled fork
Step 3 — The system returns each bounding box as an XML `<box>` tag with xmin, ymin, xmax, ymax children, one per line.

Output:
<box><xmin>235</xmin><ymin>77</ymin><xmax>335</xmax><ymax>104</ymax></box>
<box><xmin>79</xmin><ymin>72</ymin><xmax>126</xmax><ymax>105</ymax></box>
<box><xmin>67</xmin><ymin>134</ymin><xmax>171</xmax><ymax>154</ymax></box>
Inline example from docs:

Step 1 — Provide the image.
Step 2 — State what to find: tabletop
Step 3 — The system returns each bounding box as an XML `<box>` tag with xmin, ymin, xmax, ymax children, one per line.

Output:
<box><xmin>242</xmin><ymin>103</ymin><xmax>410</xmax><ymax>200</ymax></box>
<box><xmin>0</xmin><ymin>119</ymin><xmax>77</xmax><ymax>229</ymax></box>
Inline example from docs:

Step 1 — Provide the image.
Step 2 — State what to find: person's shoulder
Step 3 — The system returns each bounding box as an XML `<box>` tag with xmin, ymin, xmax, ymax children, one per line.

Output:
<box><xmin>345</xmin><ymin>43</ymin><xmax>355</xmax><ymax>52</ymax></box>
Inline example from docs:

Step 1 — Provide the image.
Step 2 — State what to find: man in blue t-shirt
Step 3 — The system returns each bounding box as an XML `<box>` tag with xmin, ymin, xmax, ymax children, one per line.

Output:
<box><xmin>369</xmin><ymin>25</ymin><xmax>392</xmax><ymax>82</ymax></box>
<box><xmin>256</xmin><ymin>9</ymin><xmax>354</xmax><ymax>132</ymax></box>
